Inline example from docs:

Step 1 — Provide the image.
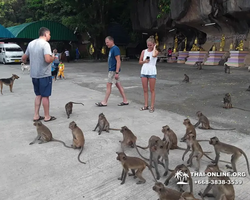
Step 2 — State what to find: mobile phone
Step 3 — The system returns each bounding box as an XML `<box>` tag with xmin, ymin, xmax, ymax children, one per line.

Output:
<box><xmin>146</xmin><ymin>56</ymin><xmax>150</xmax><ymax>60</ymax></box>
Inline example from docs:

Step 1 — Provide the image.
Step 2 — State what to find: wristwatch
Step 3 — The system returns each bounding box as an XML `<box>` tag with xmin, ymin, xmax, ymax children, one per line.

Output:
<box><xmin>115</xmin><ymin>72</ymin><xmax>119</xmax><ymax>74</ymax></box>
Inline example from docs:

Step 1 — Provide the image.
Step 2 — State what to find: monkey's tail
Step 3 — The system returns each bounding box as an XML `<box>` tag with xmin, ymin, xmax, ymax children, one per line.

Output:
<box><xmin>204</xmin><ymin>154</ymin><xmax>231</xmax><ymax>164</ymax></box>
<box><xmin>196</xmin><ymin>140</ymin><xmax>210</xmax><ymax>142</ymax></box>
<box><xmin>72</xmin><ymin>102</ymin><xmax>84</xmax><ymax>106</ymax></box>
<box><xmin>52</xmin><ymin>139</ymin><xmax>72</xmax><ymax>149</ymax></box>
<box><xmin>211</xmin><ymin>128</ymin><xmax>236</xmax><ymax>131</ymax></box>
<box><xmin>146</xmin><ymin>164</ymin><xmax>157</xmax><ymax>182</ymax></box>
<box><xmin>135</xmin><ymin>146</ymin><xmax>149</xmax><ymax>161</ymax></box>
<box><xmin>109</xmin><ymin>128</ymin><xmax>121</xmax><ymax>131</ymax></box>
<box><xmin>78</xmin><ymin>147</ymin><xmax>86</xmax><ymax>164</ymax></box>
<box><xmin>176</xmin><ymin>146</ymin><xmax>188</xmax><ymax>151</ymax></box>
<box><xmin>242</xmin><ymin>151</ymin><xmax>250</xmax><ymax>175</ymax></box>
<box><xmin>233</xmin><ymin>107</ymin><xmax>250</xmax><ymax>112</ymax></box>
<box><xmin>136</xmin><ymin>145</ymin><xmax>149</xmax><ymax>150</ymax></box>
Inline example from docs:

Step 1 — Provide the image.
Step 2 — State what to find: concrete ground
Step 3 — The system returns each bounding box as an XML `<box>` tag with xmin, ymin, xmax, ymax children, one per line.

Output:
<box><xmin>0</xmin><ymin>60</ymin><xmax>250</xmax><ymax>200</ymax></box>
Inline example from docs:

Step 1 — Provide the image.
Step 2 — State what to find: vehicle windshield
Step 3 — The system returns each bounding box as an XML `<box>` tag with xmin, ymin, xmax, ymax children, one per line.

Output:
<box><xmin>5</xmin><ymin>48</ymin><xmax>23</xmax><ymax>52</ymax></box>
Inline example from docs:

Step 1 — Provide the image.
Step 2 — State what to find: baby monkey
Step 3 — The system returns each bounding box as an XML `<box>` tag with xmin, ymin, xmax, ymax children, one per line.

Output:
<box><xmin>93</xmin><ymin>113</ymin><xmax>120</xmax><ymax>135</ymax></box>
<box><xmin>65</xmin><ymin>101</ymin><xmax>84</xmax><ymax>118</ymax></box>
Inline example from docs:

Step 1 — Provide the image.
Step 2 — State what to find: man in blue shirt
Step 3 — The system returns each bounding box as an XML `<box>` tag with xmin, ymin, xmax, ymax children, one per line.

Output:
<box><xmin>95</xmin><ymin>36</ymin><xmax>129</xmax><ymax>107</ymax></box>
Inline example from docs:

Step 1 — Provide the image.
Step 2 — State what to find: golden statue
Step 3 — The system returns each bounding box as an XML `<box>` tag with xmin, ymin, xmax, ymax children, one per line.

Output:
<box><xmin>236</xmin><ymin>40</ymin><xmax>244</xmax><ymax>51</ymax></box>
<box><xmin>194</xmin><ymin>37</ymin><xmax>198</xmax><ymax>45</ymax></box>
<box><xmin>101</xmin><ymin>46</ymin><xmax>106</xmax><ymax>54</ymax></box>
<box><xmin>229</xmin><ymin>41</ymin><xmax>234</xmax><ymax>51</ymax></box>
<box><xmin>219</xmin><ymin>34</ymin><xmax>225</xmax><ymax>51</ymax></box>
<box><xmin>163</xmin><ymin>44</ymin><xmax>166</xmax><ymax>50</ymax></box>
<box><xmin>173</xmin><ymin>36</ymin><xmax>178</xmax><ymax>53</ymax></box>
<box><xmin>191</xmin><ymin>37</ymin><xmax>200</xmax><ymax>51</ymax></box>
<box><xmin>184</xmin><ymin>37</ymin><xmax>187</xmax><ymax>52</ymax></box>
<box><xmin>212</xmin><ymin>44</ymin><xmax>217</xmax><ymax>51</ymax></box>
<box><xmin>89</xmin><ymin>43</ymin><xmax>95</xmax><ymax>55</ymax></box>
<box><xmin>155</xmin><ymin>33</ymin><xmax>159</xmax><ymax>47</ymax></box>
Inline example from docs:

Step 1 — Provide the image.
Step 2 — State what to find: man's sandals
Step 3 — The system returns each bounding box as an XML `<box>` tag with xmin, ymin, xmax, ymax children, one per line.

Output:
<box><xmin>140</xmin><ymin>106</ymin><xmax>154</xmax><ymax>113</ymax></box>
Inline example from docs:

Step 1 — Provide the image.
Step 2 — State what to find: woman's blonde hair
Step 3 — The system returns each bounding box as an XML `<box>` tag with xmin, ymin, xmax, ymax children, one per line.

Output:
<box><xmin>146</xmin><ymin>35</ymin><xmax>155</xmax><ymax>44</ymax></box>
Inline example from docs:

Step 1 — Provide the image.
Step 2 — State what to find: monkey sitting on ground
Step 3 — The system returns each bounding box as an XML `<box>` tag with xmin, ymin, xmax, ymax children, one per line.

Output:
<box><xmin>198</xmin><ymin>164</ymin><xmax>235</xmax><ymax>200</ymax></box>
<box><xmin>65</xmin><ymin>101</ymin><xmax>84</xmax><ymax>118</ymax></box>
<box><xmin>30</xmin><ymin>121</ymin><xmax>71</xmax><ymax>148</ymax></box>
<box><xmin>194</xmin><ymin>111</ymin><xmax>235</xmax><ymax>130</ymax></box>
<box><xmin>153</xmin><ymin>182</ymin><xmax>182</xmax><ymax>200</ymax></box>
<box><xmin>69</xmin><ymin>121</ymin><xmax>86</xmax><ymax>164</ymax></box>
<box><xmin>164</xmin><ymin>164</ymin><xmax>193</xmax><ymax>193</ymax></box>
<box><xmin>116</xmin><ymin>152</ymin><xmax>157</xmax><ymax>184</ymax></box>
<box><xmin>179</xmin><ymin>192</ymin><xmax>201</xmax><ymax>200</ymax></box>
<box><xmin>194</xmin><ymin>61</ymin><xmax>204</xmax><ymax>70</ymax></box>
<box><xmin>209</xmin><ymin>136</ymin><xmax>250</xmax><ymax>175</ymax></box>
<box><xmin>93</xmin><ymin>113</ymin><xmax>120</xmax><ymax>135</ymax></box>
<box><xmin>224</xmin><ymin>63</ymin><xmax>230</xmax><ymax>74</ymax></box>
<box><xmin>162</xmin><ymin>125</ymin><xmax>186</xmax><ymax>150</ymax></box>
<box><xmin>223</xmin><ymin>93</ymin><xmax>250</xmax><ymax>111</ymax></box>
<box><xmin>182</xmin><ymin>74</ymin><xmax>189</xmax><ymax>83</ymax></box>
<box><xmin>119</xmin><ymin>126</ymin><xmax>137</xmax><ymax>151</ymax></box>
<box><xmin>180</xmin><ymin>119</ymin><xmax>196</xmax><ymax>142</ymax></box>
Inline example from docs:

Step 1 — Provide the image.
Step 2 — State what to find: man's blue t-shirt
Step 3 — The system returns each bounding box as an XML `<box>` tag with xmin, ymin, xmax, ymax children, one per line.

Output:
<box><xmin>108</xmin><ymin>45</ymin><xmax>120</xmax><ymax>71</ymax></box>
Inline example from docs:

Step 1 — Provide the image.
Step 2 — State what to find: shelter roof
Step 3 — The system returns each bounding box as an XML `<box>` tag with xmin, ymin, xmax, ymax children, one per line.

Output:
<box><xmin>7</xmin><ymin>21</ymin><xmax>77</xmax><ymax>42</ymax></box>
<box><xmin>0</xmin><ymin>24</ymin><xmax>15</xmax><ymax>39</ymax></box>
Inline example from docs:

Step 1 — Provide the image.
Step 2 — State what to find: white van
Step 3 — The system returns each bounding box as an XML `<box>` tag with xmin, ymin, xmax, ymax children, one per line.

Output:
<box><xmin>0</xmin><ymin>43</ymin><xmax>24</xmax><ymax>64</ymax></box>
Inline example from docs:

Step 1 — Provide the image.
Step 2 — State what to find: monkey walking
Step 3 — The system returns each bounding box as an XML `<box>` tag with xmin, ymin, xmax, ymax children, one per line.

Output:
<box><xmin>65</xmin><ymin>101</ymin><xmax>84</xmax><ymax>118</ymax></box>
<box><xmin>93</xmin><ymin>113</ymin><xmax>120</xmax><ymax>135</ymax></box>
<box><xmin>116</xmin><ymin>152</ymin><xmax>157</xmax><ymax>184</ymax></box>
<box><xmin>223</xmin><ymin>93</ymin><xmax>250</xmax><ymax>111</ymax></box>
<box><xmin>164</xmin><ymin>164</ymin><xmax>193</xmax><ymax>194</ymax></box>
<box><xmin>194</xmin><ymin>61</ymin><xmax>204</xmax><ymax>70</ymax></box>
<box><xmin>224</xmin><ymin>63</ymin><xmax>230</xmax><ymax>74</ymax></box>
<box><xmin>119</xmin><ymin>126</ymin><xmax>137</xmax><ymax>151</ymax></box>
<box><xmin>182</xmin><ymin>74</ymin><xmax>189</xmax><ymax>83</ymax></box>
<box><xmin>198</xmin><ymin>164</ymin><xmax>235</xmax><ymax>200</ymax></box>
<box><xmin>152</xmin><ymin>182</ymin><xmax>182</xmax><ymax>200</ymax></box>
<box><xmin>30</xmin><ymin>121</ymin><xmax>71</xmax><ymax>148</ymax></box>
<box><xmin>209</xmin><ymin>136</ymin><xmax>250</xmax><ymax>175</ymax></box>
<box><xmin>69</xmin><ymin>121</ymin><xmax>86</xmax><ymax>164</ymax></box>
<box><xmin>194</xmin><ymin>111</ymin><xmax>235</xmax><ymax>131</ymax></box>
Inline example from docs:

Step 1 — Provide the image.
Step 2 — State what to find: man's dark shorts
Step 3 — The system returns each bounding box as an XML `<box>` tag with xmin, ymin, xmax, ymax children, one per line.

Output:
<box><xmin>32</xmin><ymin>76</ymin><xmax>52</xmax><ymax>97</ymax></box>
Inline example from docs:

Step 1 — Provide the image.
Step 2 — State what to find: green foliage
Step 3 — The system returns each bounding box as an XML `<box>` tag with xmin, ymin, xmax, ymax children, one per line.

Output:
<box><xmin>157</xmin><ymin>0</ymin><xmax>171</xmax><ymax>19</ymax></box>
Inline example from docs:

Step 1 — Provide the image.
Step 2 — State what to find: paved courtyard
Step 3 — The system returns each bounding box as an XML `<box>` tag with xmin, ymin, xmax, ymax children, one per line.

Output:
<box><xmin>0</xmin><ymin>61</ymin><xmax>250</xmax><ymax>200</ymax></box>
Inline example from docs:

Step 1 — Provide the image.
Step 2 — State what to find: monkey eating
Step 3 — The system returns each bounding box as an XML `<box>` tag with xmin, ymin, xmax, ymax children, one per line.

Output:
<box><xmin>116</xmin><ymin>152</ymin><xmax>157</xmax><ymax>184</ymax></box>
<box><xmin>162</xmin><ymin>125</ymin><xmax>186</xmax><ymax>150</ymax></box>
<box><xmin>198</xmin><ymin>164</ymin><xmax>235</xmax><ymax>200</ymax></box>
<box><xmin>224</xmin><ymin>63</ymin><xmax>230</xmax><ymax>74</ymax></box>
<box><xmin>194</xmin><ymin>111</ymin><xmax>235</xmax><ymax>131</ymax></box>
<box><xmin>152</xmin><ymin>182</ymin><xmax>181</xmax><ymax>200</ymax></box>
<box><xmin>119</xmin><ymin>126</ymin><xmax>137</xmax><ymax>151</ymax></box>
<box><xmin>223</xmin><ymin>93</ymin><xmax>250</xmax><ymax>111</ymax></box>
<box><xmin>30</xmin><ymin>121</ymin><xmax>71</xmax><ymax>148</ymax></box>
<box><xmin>164</xmin><ymin>164</ymin><xmax>193</xmax><ymax>193</ymax></box>
<box><xmin>209</xmin><ymin>136</ymin><xmax>250</xmax><ymax>175</ymax></box>
<box><xmin>182</xmin><ymin>74</ymin><xmax>189</xmax><ymax>83</ymax></box>
<box><xmin>180</xmin><ymin>119</ymin><xmax>196</xmax><ymax>142</ymax></box>
<box><xmin>69</xmin><ymin>121</ymin><xmax>86</xmax><ymax>164</ymax></box>
<box><xmin>93</xmin><ymin>113</ymin><xmax>120</xmax><ymax>135</ymax></box>
<box><xmin>65</xmin><ymin>101</ymin><xmax>84</xmax><ymax>118</ymax></box>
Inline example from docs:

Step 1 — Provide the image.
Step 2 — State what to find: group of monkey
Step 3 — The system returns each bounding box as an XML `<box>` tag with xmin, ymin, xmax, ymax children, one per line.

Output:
<box><xmin>29</xmin><ymin>99</ymin><xmax>250</xmax><ymax>200</ymax></box>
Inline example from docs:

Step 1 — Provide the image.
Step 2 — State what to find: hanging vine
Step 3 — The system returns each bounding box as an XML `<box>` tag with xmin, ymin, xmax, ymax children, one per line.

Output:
<box><xmin>157</xmin><ymin>0</ymin><xmax>171</xmax><ymax>18</ymax></box>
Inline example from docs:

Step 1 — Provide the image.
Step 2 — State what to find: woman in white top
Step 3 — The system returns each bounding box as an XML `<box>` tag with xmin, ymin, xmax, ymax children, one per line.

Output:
<box><xmin>139</xmin><ymin>36</ymin><xmax>159</xmax><ymax>113</ymax></box>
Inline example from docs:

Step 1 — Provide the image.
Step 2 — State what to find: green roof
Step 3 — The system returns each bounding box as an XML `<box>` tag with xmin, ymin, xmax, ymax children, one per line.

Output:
<box><xmin>7</xmin><ymin>21</ymin><xmax>77</xmax><ymax>41</ymax></box>
<box><xmin>0</xmin><ymin>24</ymin><xmax>14</xmax><ymax>38</ymax></box>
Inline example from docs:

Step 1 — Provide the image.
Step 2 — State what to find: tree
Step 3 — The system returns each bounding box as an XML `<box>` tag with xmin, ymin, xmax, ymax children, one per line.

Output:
<box><xmin>157</xmin><ymin>0</ymin><xmax>171</xmax><ymax>19</ymax></box>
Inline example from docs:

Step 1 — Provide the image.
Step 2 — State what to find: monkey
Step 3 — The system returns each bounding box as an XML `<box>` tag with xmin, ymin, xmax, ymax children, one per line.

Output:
<box><xmin>209</xmin><ymin>136</ymin><xmax>250</xmax><ymax>175</ymax></box>
<box><xmin>65</xmin><ymin>101</ymin><xmax>84</xmax><ymax>118</ymax></box>
<box><xmin>223</xmin><ymin>93</ymin><xmax>250</xmax><ymax>111</ymax></box>
<box><xmin>30</xmin><ymin>121</ymin><xmax>71</xmax><ymax>148</ymax></box>
<box><xmin>224</xmin><ymin>64</ymin><xmax>230</xmax><ymax>74</ymax></box>
<box><xmin>182</xmin><ymin>74</ymin><xmax>189</xmax><ymax>83</ymax></box>
<box><xmin>246</xmin><ymin>85</ymin><xmax>250</xmax><ymax>91</ymax></box>
<box><xmin>152</xmin><ymin>182</ymin><xmax>182</xmax><ymax>200</ymax></box>
<box><xmin>198</xmin><ymin>164</ymin><xmax>235</xmax><ymax>200</ymax></box>
<box><xmin>69</xmin><ymin>121</ymin><xmax>86</xmax><ymax>164</ymax></box>
<box><xmin>93</xmin><ymin>113</ymin><xmax>120</xmax><ymax>135</ymax></box>
<box><xmin>164</xmin><ymin>164</ymin><xmax>193</xmax><ymax>193</ymax></box>
<box><xmin>136</xmin><ymin>135</ymin><xmax>162</xmax><ymax>150</ymax></box>
<box><xmin>180</xmin><ymin>119</ymin><xmax>196</xmax><ymax>142</ymax></box>
<box><xmin>179</xmin><ymin>192</ymin><xmax>202</xmax><ymax>200</ymax></box>
<box><xmin>194</xmin><ymin>111</ymin><xmax>235</xmax><ymax>131</ymax></box>
<box><xmin>182</xmin><ymin>134</ymin><xmax>216</xmax><ymax>172</ymax></box>
<box><xmin>119</xmin><ymin>126</ymin><xmax>137</xmax><ymax>151</ymax></box>
<box><xmin>194</xmin><ymin>61</ymin><xmax>204</xmax><ymax>70</ymax></box>
<box><xmin>162</xmin><ymin>125</ymin><xmax>186</xmax><ymax>150</ymax></box>
<box><xmin>116</xmin><ymin>152</ymin><xmax>157</xmax><ymax>184</ymax></box>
